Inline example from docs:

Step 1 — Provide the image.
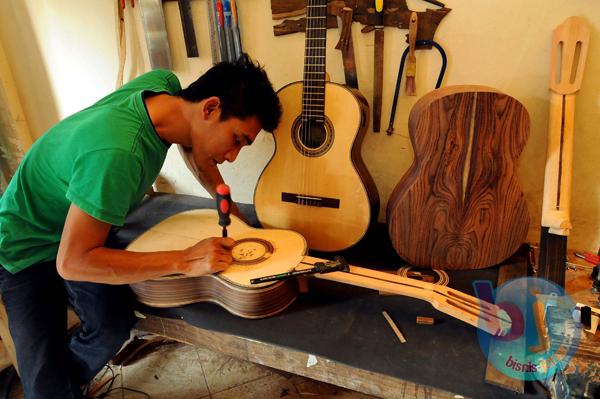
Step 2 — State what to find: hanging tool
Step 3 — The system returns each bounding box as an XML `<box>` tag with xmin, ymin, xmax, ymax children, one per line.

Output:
<box><xmin>120</xmin><ymin>0</ymin><xmax>135</xmax><ymax>8</ymax></box>
<box><xmin>404</xmin><ymin>12</ymin><xmax>417</xmax><ymax>96</ymax></box>
<box><xmin>177</xmin><ymin>0</ymin><xmax>199</xmax><ymax>58</ymax></box>
<box><xmin>116</xmin><ymin>0</ymin><xmax>135</xmax><ymax>87</ymax></box>
<box><xmin>139</xmin><ymin>0</ymin><xmax>172</xmax><ymax>69</ymax></box>
<box><xmin>206</xmin><ymin>0</ymin><xmax>219</xmax><ymax>64</ymax></box>
<box><xmin>250</xmin><ymin>257</ymin><xmax>350</xmax><ymax>285</ymax></box>
<box><xmin>215</xmin><ymin>0</ymin><xmax>228</xmax><ymax>62</ymax></box>
<box><xmin>223</xmin><ymin>0</ymin><xmax>235</xmax><ymax>62</ymax></box>
<box><xmin>335</xmin><ymin>7</ymin><xmax>359</xmax><ymax>89</ymax></box>
<box><xmin>372</xmin><ymin>0</ymin><xmax>384</xmax><ymax>132</ymax></box>
<box><xmin>386</xmin><ymin>39</ymin><xmax>446</xmax><ymax>135</ymax></box>
<box><xmin>230</xmin><ymin>0</ymin><xmax>243</xmax><ymax>60</ymax></box>
<box><xmin>215</xmin><ymin>184</ymin><xmax>232</xmax><ymax>237</ymax></box>
<box><xmin>538</xmin><ymin>16</ymin><xmax>590</xmax><ymax>287</ymax></box>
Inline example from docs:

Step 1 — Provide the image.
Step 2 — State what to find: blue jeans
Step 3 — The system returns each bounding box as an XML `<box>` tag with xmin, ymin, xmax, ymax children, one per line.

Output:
<box><xmin>0</xmin><ymin>261</ymin><xmax>136</xmax><ymax>399</ymax></box>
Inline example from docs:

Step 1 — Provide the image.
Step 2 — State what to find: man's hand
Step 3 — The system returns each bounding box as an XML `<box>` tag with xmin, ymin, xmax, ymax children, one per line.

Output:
<box><xmin>57</xmin><ymin>203</ymin><xmax>236</xmax><ymax>284</ymax></box>
<box><xmin>180</xmin><ymin>237</ymin><xmax>235</xmax><ymax>276</ymax></box>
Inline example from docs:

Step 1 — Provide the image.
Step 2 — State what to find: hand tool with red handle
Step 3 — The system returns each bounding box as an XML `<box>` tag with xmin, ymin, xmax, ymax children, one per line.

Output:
<box><xmin>216</xmin><ymin>184</ymin><xmax>232</xmax><ymax>237</ymax></box>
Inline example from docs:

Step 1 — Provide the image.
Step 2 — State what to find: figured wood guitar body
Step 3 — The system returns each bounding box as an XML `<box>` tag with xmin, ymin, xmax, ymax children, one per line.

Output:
<box><xmin>127</xmin><ymin>210</ymin><xmax>307</xmax><ymax>318</ymax></box>
<box><xmin>387</xmin><ymin>86</ymin><xmax>530</xmax><ymax>269</ymax></box>
<box><xmin>255</xmin><ymin>0</ymin><xmax>378</xmax><ymax>252</ymax></box>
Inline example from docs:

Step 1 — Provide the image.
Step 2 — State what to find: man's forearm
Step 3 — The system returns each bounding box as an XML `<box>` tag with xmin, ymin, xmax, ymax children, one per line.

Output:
<box><xmin>57</xmin><ymin>247</ymin><xmax>189</xmax><ymax>285</ymax></box>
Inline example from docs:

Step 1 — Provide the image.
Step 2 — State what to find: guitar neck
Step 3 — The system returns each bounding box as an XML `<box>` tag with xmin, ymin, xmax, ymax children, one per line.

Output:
<box><xmin>302</xmin><ymin>0</ymin><xmax>327</xmax><ymax>122</ymax></box>
<box><xmin>301</xmin><ymin>256</ymin><xmax>511</xmax><ymax>336</ymax></box>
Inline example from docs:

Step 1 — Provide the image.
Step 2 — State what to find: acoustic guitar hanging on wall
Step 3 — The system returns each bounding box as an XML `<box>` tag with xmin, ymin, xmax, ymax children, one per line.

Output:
<box><xmin>254</xmin><ymin>0</ymin><xmax>379</xmax><ymax>252</ymax></box>
<box><xmin>387</xmin><ymin>86</ymin><xmax>530</xmax><ymax>269</ymax></box>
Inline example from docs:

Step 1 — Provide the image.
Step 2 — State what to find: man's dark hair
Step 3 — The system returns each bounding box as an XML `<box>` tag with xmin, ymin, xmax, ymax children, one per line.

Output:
<box><xmin>179</xmin><ymin>54</ymin><xmax>281</xmax><ymax>132</ymax></box>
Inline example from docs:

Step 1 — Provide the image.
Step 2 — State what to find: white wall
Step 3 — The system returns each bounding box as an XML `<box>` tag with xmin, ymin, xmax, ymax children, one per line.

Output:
<box><xmin>1</xmin><ymin>0</ymin><xmax>599</xmax><ymax>252</ymax></box>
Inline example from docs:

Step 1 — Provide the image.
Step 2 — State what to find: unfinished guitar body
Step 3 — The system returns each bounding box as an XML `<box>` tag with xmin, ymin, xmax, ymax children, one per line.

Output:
<box><xmin>387</xmin><ymin>86</ymin><xmax>530</xmax><ymax>269</ymax></box>
<box><xmin>127</xmin><ymin>210</ymin><xmax>307</xmax><ymax>318</ymax></box>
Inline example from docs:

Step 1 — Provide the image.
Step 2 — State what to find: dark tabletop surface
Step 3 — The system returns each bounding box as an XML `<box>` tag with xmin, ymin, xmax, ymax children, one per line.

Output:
<box><xmin>110</xmin><ymin>193</ymin><xmax>547</xmax><ymax>398</ymax></box>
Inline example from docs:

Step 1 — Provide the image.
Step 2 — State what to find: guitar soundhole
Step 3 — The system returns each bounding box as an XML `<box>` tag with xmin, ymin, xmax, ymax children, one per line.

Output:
<box><xmin>291</xmin><ymin>117</ymin><xmax>334</xmax><ymax>157</ymax></box>
<box><xmin>231</xmin><ymin>238</ymin><xmax>274</xmax><ymax>266</ymax></box>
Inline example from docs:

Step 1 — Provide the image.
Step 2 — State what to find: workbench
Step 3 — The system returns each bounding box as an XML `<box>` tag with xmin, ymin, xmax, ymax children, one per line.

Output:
<box><xmin>112</xmin><ymin>193</ymin><xmax>599</xmax><ymax>399</ymax></box>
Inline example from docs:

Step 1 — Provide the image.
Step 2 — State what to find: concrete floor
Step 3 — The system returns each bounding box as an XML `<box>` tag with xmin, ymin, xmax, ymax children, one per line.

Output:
<box><xmin>7</xmin><ymin>340</ymin><xmax>378</xmax><ymax>399</ymax></box>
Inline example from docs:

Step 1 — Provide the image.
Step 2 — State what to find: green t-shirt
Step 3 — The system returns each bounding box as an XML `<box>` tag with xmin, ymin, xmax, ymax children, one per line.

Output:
<box><xmin>0</xmin><ymin>69</ymin><xmax>181</xmax><ymax>273</ymax></box>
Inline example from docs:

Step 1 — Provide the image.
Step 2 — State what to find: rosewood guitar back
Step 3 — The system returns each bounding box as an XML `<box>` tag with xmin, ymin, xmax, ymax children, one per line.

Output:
<box><xmin>387</xmin><ymin>86</ymin><xmax>530</xmax><ymax>269</ymax></box>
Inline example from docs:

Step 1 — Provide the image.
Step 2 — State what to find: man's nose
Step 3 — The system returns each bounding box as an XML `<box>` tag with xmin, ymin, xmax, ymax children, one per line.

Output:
<box><xmin>225</xmin><ymin>147</ymin><xmax>242</xmax><ymax>162</ymax></box>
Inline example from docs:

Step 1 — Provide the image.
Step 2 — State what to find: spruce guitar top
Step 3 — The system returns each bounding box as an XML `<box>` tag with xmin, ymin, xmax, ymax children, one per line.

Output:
<box><xmin>254</xmin><ymin>0</ymin><xmax>379</xmax><ymax>252</ymax></box>
<box><xmin>128</xmin><ymin>210</ymin><xmax>511</xmax><ymax>336</ymax></box>
<box><xmin>127</xmin><ymin>209</ymin><xmax>307</xmax><ymax>318</ymax></box>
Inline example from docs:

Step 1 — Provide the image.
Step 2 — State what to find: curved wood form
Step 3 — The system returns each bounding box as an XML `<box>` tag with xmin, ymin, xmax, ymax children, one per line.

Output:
<box><xmin>256</xmin><ymin>0</ymin><xmax>378</xmax><ymax>252</ymax></box>
<box><xmin>302</xmin><ymin>256</ymin><xmax>512</xmax><ymax>336</ymax></box>
<box><xmin>127</xmin><ymin>210</ymin><xmax>307</xmax><ymax>318</ymax></box>
<box><xmin>387</xmin><ymin>85</ymin><xmax>530</xmax><ymax>269</ymax></box>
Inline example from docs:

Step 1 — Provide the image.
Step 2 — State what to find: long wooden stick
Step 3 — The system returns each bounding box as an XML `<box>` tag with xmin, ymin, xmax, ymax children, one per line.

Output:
<box><xmin>539</xmin><ymin>16</ymin><xmax>590</xmax><ymax>286</ymax></box>
<box><xmin>301</xmin><ymin>256</ymin><xmax>511</xmax><ymax>336</ymax></box>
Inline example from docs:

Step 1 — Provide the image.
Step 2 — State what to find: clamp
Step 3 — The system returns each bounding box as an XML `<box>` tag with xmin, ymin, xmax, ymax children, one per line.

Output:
<box><xmin>250</xmin><ymin>256</ymin><xmax>349</xmax><ymax>285</ymax></box>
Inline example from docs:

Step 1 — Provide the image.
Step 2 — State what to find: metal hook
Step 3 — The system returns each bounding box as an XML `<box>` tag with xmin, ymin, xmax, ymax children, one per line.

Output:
<box><xmin>386</xmin><ymin>39</ymin><xmax>447</xmax><ymax>135</ymax></box>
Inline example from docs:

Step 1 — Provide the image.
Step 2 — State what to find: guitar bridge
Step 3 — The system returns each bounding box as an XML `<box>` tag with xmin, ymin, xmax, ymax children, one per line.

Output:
<box><xmin>281</xmin><ymin>192</ymin><xmax>340</xmax><ymax>208</ymax></box>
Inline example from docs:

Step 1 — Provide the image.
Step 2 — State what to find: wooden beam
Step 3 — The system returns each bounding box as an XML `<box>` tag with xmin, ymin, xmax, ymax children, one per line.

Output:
<box><xmin>135</xmin><ymin>314</ymin><xmax>463</xmax><ymax>399</ymax></box>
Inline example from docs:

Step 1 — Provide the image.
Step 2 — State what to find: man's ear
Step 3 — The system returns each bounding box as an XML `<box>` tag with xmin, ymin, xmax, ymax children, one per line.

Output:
<box><xmin>202</xmin><ymin>96</ymin><xmax>221</xmax><ymax>120</ymax></box>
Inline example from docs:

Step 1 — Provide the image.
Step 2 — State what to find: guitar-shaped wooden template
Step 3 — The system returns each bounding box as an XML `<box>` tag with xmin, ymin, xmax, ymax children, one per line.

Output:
<box><xmin>254</xmin><ymin>0</ymin><xmax>379</xmax><ymax>252</ymax></box>
<box><xmin>128</xmin><ymin>210</ymin><xmax>307</xmax><ymax>318</ymax></box>
<box><xmin>387</xmin><ymin>86</ymin><xmax>530</xmax><ymax>269</ymax></box>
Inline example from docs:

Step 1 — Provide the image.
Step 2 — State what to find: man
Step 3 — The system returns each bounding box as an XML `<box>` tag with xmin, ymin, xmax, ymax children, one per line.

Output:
<box><xmin>0</xmin><ymin>55</ymin><xmax>281</xmax><ymax>398</ymax></box>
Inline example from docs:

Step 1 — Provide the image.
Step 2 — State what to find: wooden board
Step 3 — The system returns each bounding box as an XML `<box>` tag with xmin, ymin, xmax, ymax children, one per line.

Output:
<box><xmin>387</xmin><ymin>86</ymin><xmax>530</xmax><ymax>269</ymax></box>
<box><xmin>136</xmin><ymin>314</ymin><xmax>464</xmax><ymax>399</ymax></box>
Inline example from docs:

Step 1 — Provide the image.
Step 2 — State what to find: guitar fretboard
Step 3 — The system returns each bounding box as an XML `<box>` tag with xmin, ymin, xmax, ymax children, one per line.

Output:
<box><xmin>302</xmin><ymin>0</ymin><xmax>327</xmax><ymax>123</ymax></box>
